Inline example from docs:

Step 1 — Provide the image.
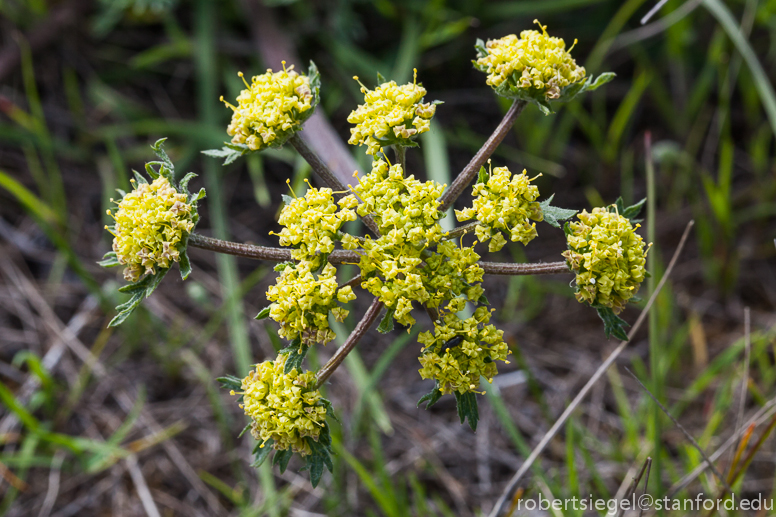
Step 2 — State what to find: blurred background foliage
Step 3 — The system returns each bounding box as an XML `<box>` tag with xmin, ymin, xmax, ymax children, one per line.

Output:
<box><xmin>0</xmin><ymin>0</ymin><xmax>775</xmax><ymax>515</ymax></box>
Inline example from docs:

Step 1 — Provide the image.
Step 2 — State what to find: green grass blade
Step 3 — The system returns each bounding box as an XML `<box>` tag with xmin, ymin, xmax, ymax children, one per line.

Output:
<box><xmin>702</xmin><ymin>0</ymin><xmax>776</xmax><ymax>138</ymax></box>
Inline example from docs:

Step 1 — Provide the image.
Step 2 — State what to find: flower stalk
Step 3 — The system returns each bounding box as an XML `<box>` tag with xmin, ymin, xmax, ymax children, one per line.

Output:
<box><xmin>438</xmin><ymin>99</ymin><xmax>526</xmax><ymax>212</ymax></box>
<box><xmin>315</xmin><ymin>297</ymin><xmax>384</xmax><ymax>388</ymax></box>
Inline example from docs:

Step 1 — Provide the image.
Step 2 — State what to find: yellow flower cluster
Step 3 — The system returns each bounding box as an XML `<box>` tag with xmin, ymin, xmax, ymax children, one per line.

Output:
<box><xmin>347</xmin><ymin>72</ymin><xmax>436</xmax><ymax>155</ymax></box>
<box><xmin>267</xmin><ymin>262</ymin><xmax>355</xmax><ymax>345</ymax></box>
<box><xmin>562</xmin><ymin>207</ymin><xmax>649</xmax><ymax>313</ymax></box>
<box><xmin>273</xmin><ymin>183</ymin><xmax>358</xmax><ymax>270</ymax></box>
<box><xmin>456</xmin><ymin>166</ymin><xmax>543</xmax><ymax>252</ymax></box>
<box><xmin>350</xmin><ymin>159</ymin><xmax>447</xmax><ymax>326</ymax></box>
<box><xmin>354</xmin><ymin>159</ymin><xmax>445</xmax><ymax>238</ymax></box>
<box><xmin>222</xmin><ymin>64</ymin><xmax>314</xmax><ymax>151</ymax></box>
<box><xmin>237</xmin><ymin>355</ymin><xmax>326</xmax><ymax>455</ymax></box>
<box><xmin>418</xmin><ymin>304</ymin><xmax>509</xmax><ymax>395</ymax></box>
<box><xmin>423</xmin><ymin>240</ymin><xmax>484</xmax><ymax>308</ymax></box>
<box><xmin>107</xmin><ymin>176</ymin><xmax>194</xmax><ymax>283</ymax></box>
<box><xmin>475</xmin><ymin>21</ymin><xmax>586</xmax><ymax>100</ymax></box>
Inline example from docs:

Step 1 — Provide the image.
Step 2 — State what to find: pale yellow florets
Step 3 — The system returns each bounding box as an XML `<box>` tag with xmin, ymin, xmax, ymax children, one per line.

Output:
<box><xmin>455</xmin><ymin>166</ymin><xmax>543</xmax><ymax>252</ymax></box>
<box><xmin>475</xmin><ymin>21</ymin><xmax>586</xmax><ymax>100</ymax></box>
<box><xmin>267</xmin><ymin>262</ymin><xmax>354</xmax><ymax>345</ymax></box>
<box><xmin>273</xmin><ymin>183</ymin><xmax>358</xmax><ymax>270</ymax></box>
<box><xmin>223</xmin><ymin>64</ymin><xmax>313</xmax><ymax>151</ymax></box>
<box><xmin>562</xmin><ymin>207</ymin><xmax>649</xmax><ymax>313</ymax></box>
<box><xmin>351</xmin><ymin>159</ymin><xmax>449</xmax><ymax>326</ymax></box>
<box><xmin>237</xmin><ymin>355</ymin><xmax>326</xmax><ymax>455</ymax></box>
<box><xmin>108</xmin><ymin>177</ymin><xmax>194</xmax><ymax>283</ymax></box>
<box><xmin>418</xmin><ymin>305</ymin><xmax>509</xmax><ymax>395</ymax></box>
<box><xmin>348</xmin><ymin>72</ymin><xmax>436</xmax><ymax>155</ymax></box>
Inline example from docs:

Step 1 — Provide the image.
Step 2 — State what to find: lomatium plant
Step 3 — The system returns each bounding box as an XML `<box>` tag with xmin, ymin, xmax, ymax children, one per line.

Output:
<box><xmin>101</xmin><ymin>22</ymin><xmax>648</xmax><ymax>487</ymax></box>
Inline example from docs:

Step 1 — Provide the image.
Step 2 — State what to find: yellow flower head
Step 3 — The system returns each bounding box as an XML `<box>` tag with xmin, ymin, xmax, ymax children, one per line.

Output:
<box><xmin>347</xmin><ymin>71</ymin><xmax>438</xmax><ymax>156</ymax></box>
<box><xmin>455</xmin><ymin>165</ymin><xmax>543</xmax><ymax>252</ymax></box>
<box><xmin>272</xmin><ymin>181</ymin><xmax>358</xmax><ymax>270</ymax></box>
<box><xmin>222</xmin><ymin>62</ymin><xmax>318</xmax><ymax>151</ymax></box>
<box><xmin>237</xmin><ymin>355</ymin><xmax>327</xmax><ymax>455</ymax></box>
<box><xmin>474</xmin><ymin>20</ymin><xmax>586</xmax><ymax>101</ymax></box>
<box><xmin>107</xmin><ymin>176</ymin><xmax>195</xmax><ymax>282</ymax></box>
<box><xmin>351</xmin><ymin>159</ymin><xmax>450</xmax><ymax>327</ymax></box>
<box><xmin>562</xmin><ymin>207</ymin><xmax>650</xmax><ymax>313</ymax></box>
<box><xmin>266</xmin><ymin>262</ymin><xmax>354</xmax><ymax>345</ymax></box>
<box><xmin>418</xmin><ymin>305</ymin><xmax>509</xmax><ymax>395</ymax></box>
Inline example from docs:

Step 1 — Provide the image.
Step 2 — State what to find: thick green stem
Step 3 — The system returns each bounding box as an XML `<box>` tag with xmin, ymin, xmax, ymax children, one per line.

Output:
<box><xmin>438</xmin><ymin>99</ymin><xmax>526</xmax><ymax>212</ymax></box>
<box><xmin>394</xmin><ymin>145</ymin><xmax>406</xmax><ymax>171</ymax></box>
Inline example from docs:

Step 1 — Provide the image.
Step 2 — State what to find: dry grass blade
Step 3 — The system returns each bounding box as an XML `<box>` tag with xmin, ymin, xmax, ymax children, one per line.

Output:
<box><xmin>37</xmin><ymin>451</ymin><xmax>65</xmax><ymax>517</ymax></box>
<box><xmin>125</xmin><ymin>454</ymin><xmax>162</xmax><ymax>517</ymax></box>
<box><xmin>666</xmin><ymin>397</ymin><xmax>776</xmax><ymax>498</ymax></box>
<box><xmin>488</xmin><ymin>219</ymin><xmax>695</xmax><ymax>517</ymax></box>
<box><xmin>616</xmin><ymin>457</ymin><xmax>651</xmax><ymax>517</ymax></box>
<box><xmin>727</xmin><ymin>307</ymin><xmax>751</xmax><ymax>471</ymax></box>
<box><xmin>623</xmin><ymin>366</ymin><xmax>734</xmax><ymax>495</ymax></box>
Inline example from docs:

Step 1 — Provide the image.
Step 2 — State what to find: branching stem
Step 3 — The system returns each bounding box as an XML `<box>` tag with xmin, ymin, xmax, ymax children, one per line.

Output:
<box><xmin>315</xmin><ymin>297</ymin><xmax>383</xmax><ymax>388</ymax></box>
<box><xmin>289</xmin><ymin>133</ymin><xmax>380</xmax><ymax>235</ymax></box>
<box><xmin>438</xmin><ymin>99</ymin><xmax>526</xmax><ymax>212</ymax></box>
<box><xmin>188</xmin><ymin>233</ymin><xmax>569</xmax><ymax>276</ymax></box>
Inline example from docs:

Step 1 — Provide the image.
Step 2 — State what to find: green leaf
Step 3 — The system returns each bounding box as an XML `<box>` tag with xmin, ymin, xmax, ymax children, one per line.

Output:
<box><xmin>476</xmin><ymin>165</ymin><xmax>488</xmax><ymax>184</ymax></box>
<box><xmin>307</xmin><ymin>60</ymin><xmax>321</xmax><ymax>112</ymax></box>
<box><xmin>273</xmin><ymin>448</ymin><xmax>293</xmax><ymax>473</ymax></box>
<box><xmin>281</xmin><ymin>194</ymin><xmax>295</xmax><ymax>206</ymax></box>
<box><xmin>454</xmin><ymin>391</ymin><xmax>479</xmax><ymax>431</ymax></box>
<box><xmin>132</xmin><ymin>169</ymin><xmax>147</xmax><ymax>185</ymax></box>
<box><xmin>611</xmin><ymin>197</ymin><xmax>646</xmax><ymax>222</ymax></box>
<box><xmin>110</xmin><ymin>268</ymin><xmax>169</xmax><ymax>327</ymax></box>
<box><xmin>255</xmin><ymin>305</ymin><xmax>272</xmax><ymax>320</ymax></box>
<box><xmin>474</xmin><ymin>38</ymin><xmax>488</xmax><ymax>60</ymax></box>
<box><xmin>417</xmin><ymin>381</ymin><xmax>443</xmax><ymax>409</ymax></box>
<box><xmin>216</xmin><ymin>374</ymin><xmax>243</xmax><ymax>391</ymax></box>
<box><xmin>282</xmin><ymin>339</ymin><xmax>309</xmax><ymax>374</ymax></box>
<box><xmin>178</xmin><ymin>172</ymin><xmax>197</xmax><ymax>196</ymax></box>
<box><xmin>150</xmin><ymin>137</ymin><xmax>174</xmax><ymax>171</ymax></box>
<box><xmin>563</xmin><ymin>221</ymin><xmax>573</xmax><ymax>237</ymax></box>
<box><xmin>98</xmin><ymin>251</ymin><xmax>121</xmax><ymax>268</ymax></box>
<box><xmin>251</xmin><ymin>439</ymin><xmax>274</xmax><ymax>468</ymax></box>
<box><xmin>274</xmin><ymin>261</ymin><xmax>295</xmax><ymax>272</ymax></box>
<box><xmin>278</xmin><ymin>336</ymin><xmax>303</xmax><ymax>354</ymax></box>
<box><xmin>178</xmin><ymin>248</ymin><xmax>192</xmax><ymax>280</ymax></box>
<box><xmin>201</xmin><ymin>146</ymin><xmax>246</xmax><ymax>166</ymax></box>
<box><xmin>377</xmin><ymin>307</ymin><xmax>395</xmax><ymax>334</ymax></box>
<box><xmin>376</xmin><ymin>71</ymin><xmax>386</xmax><ymax>84</ymax></box>
<box><xmin>477</xmin><ymin>293</ymin><xmax>490</xmax><ymax>305</ymax></box>
<box><xmin>595</xmin><ymin>307</ymin><xmax>629</xmax><ymax>341</ymax></box>
<box><xmin>539</xmin><ymin>194</ymin><xmax>577</xmax><ymax>228</ymax></box>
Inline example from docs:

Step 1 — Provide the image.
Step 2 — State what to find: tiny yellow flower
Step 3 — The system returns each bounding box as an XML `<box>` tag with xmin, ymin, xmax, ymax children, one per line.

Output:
<box><xmin>417</xmin><ymin>305</ymin><xmax>509</xmax><ymax>395</ymax></box>
<box><xmin>272</xmin><ymin>183</ymin><xmax>357</xmax><ymax>270</ymax></box>
<box><xmin>237</xmin><ymin>354</ymin><xmax>327</xmax><ymax>455</ymax></box>
<box><xmin>267</xmin><ymin>262</ymin><xmax>352</xmax><ymax>345</ymax></box>
<box><xmin>474</xmin><ymin>20</ymin><xmax>586</xmax><ymax>101</ymax></box>
<box><xmin>562</xmin><ymin>207</ymin><xmax>650</xmax><ymax>313</ymax></box>
<box><xmin>222</xmin><ymin>62</ymin><xmax>317</xmax><ymax>151</ymax></box>
<box><xmin>347</xmin><ymin>71</ymin><xmax>438</xmax><ymax>155</ymax></box>
<box><xmin>107</xmin><ymin>176</ymin><xmax>195</xmax><ymax>282</ymax></box>
<box><xmin>455</xmin><ymin>166</ymin><xmax>543</xmax><ymax>252</ymax></box>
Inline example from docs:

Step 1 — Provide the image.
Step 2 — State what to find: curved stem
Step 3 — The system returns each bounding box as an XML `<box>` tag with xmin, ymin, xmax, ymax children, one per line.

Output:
<box><xmin>315</xmin><ymin>297</ymin><xmax>383</xmax><ymax>388</ymax></box>
<box><xmin>445</xmin><ymin>221</ymin><xmax>479</xmax><ymax>241</ymax></box>
<box><xmin>188</xmin><ymin>233</ymin><xmax>360</xmax><ymax>264</ymax></box>
<box><xmin>189</xmin><ymin>233</ymin><xmax>569</xmax><ymax>276</ymax></box>
<box><xmin>479</xmin><ymin>261</ymin><xmax>569</xmax><ymax>276</ymax></box>
<box><xmin>438</xmin><ymin>99</ymin><xmax>527</xmax><ymax>212</ymax></box>
<box><xmin>289</xmin><ymin>133</ymin><xmax>381</xmax><ymax>235</ymax></box>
